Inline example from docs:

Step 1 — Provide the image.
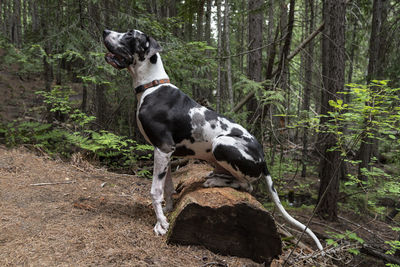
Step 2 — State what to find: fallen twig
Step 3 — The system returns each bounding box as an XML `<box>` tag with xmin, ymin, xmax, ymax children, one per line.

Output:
<box><xmin>30</xmin><ymin>181</ymin><xmax>76</xmax><ymax>186</ymax></box>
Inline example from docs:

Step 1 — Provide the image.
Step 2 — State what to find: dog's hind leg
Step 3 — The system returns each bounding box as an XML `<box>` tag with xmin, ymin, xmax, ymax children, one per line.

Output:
<box><xmin>151</xmin><ymin>147</ymin><xmax>173</xmax><ymax>235</ymax></box>
<box><xmin>205</xmin><ymin>135</ymin><xmax>265</xmax><ymax>192</ymax></box>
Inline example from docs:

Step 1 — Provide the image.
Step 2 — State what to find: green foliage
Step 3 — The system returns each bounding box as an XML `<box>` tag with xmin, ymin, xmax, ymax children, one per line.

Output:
<box><xmin>2</xmin><ymin>120</ymin><xmax>65</xmax><ymax>153</ymax></box>
<box><xmin>325</xmin><ymin>81</ymin><xmax>400</xmax><ymax>210</ymax></box>
<box><xmin>385</xmin><ymin>227</ymin><xmax>400</xmax><ymax>262</ymax></box>
<box><xmin>385</xmin><ymin>240</ymin><xmax>400</xmax><ymax>256</ymax></box>
<box><xmin>326</xmin><ymin>230</ymin><xmax>365</xmax><ymax>255</ymax></box>
<box><xmin>333</xmin><ymin>81</ymin><xmax>400</xmax><ymax>147</ymax></box>
<box><xmin>36</xmin><ymin>86</ymin><xmax>76</xmax><ymax>114</ymax></box>
<box><xmin>0</xmin><ymin>36</ymin><xmax>43</xmax><ymax>75</ymax></box>
<box><xmin>1</xmin><ymin>84</ymin><xmax>152</xmax><ymax>173</ymax></box>
<box><xmin>163</xmin><ymin>40</ymin><xmax>216</xmax><ymax>96</ymax></box>
<box><xmin>66</xmin><ymin>130</ymin><xmax>152</xmax><ymax>170</ymax></box>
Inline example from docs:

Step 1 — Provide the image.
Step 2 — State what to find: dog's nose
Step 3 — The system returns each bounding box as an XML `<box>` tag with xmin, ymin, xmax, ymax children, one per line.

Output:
<box><xmin>103</xmin><ymin>29</ymin><xmax>111</xmax><ymax>39</ymax></box>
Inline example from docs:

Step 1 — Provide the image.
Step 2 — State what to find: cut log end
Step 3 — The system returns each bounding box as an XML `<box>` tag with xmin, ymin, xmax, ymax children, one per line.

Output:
<box><xmin>167</xmin><ymin>164</ymin><xmax>282</xmax><ymax>264</ymax></box>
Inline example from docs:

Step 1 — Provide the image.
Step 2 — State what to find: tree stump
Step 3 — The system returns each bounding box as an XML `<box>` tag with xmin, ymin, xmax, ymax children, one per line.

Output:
<box><xmin>167</xmin><ymin>164</ymin><xmax>282</xmax><ymax>265</ymax></box>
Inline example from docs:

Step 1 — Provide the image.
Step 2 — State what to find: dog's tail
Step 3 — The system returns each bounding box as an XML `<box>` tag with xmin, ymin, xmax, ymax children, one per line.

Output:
<box><xmin>264</xmin><ymin>173</ymin><xmax>324</xmax><ymax>251</ymax></box>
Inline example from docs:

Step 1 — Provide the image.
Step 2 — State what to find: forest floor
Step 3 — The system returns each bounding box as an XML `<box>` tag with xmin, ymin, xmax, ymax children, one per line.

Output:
<box><xmin>0</xmin><ymin>146</ymin><xmax>267</xmax><ymax>266</ymax></box>
<box><xmin>0</xmin><ymin>146</ymin><xmax>397</xmax><ymax>267</ymax></box>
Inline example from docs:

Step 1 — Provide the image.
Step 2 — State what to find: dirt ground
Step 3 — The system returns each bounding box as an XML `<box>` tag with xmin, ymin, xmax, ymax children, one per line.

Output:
<box><xmin>1</xmin><ymin>147</ymin><xmax>399</xmax><ymax>267</ymax></box>
<box><xmin>0</xmin><ymin>146</ymin><xmax>272</xmax><ymax>267</ymax></box>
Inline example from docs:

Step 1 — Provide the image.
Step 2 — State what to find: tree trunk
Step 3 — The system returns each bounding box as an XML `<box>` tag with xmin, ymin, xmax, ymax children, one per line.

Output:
<box><xmin>247</xmin><ymin>0</ymin><xmax>264</xmax><ymax>116</ymax></box>
<box><xmin>167</xmin><ymin>164</ymin><xmax>282</xmax><ymax>265</ymax></box>
<box><xmin>196</xmin><ymin>0</ymin><xmax>205</xmax><ymax>41</ymax></box>
<box><xmin>184</xmin><ymin>14</ymin><xmax>193</xmax><ymax>42</ymax></box>
<box><xmin>22</xmin><ymin>0</ymin><xmax>27</xmax><ymax>38</ymax></box>
<box><xmin>347</xmin><ymin>17</ymin><xmax>357</xmax><ymax>84</ymax></box>
<box><xmin>279</xmin><ymin>0</ymin><xmax>295</xmax><ymax>141</ymax></box>
<box><xmin>301</xmin><ymin>0</ymin><xmax>315</xmax><ymax>178</ymax></box>
<box><xmin>5</xmin><ymin>0</ymin><xmax>11</xmax><ymax>40</ymax></box>
<box><xmin>103</xmin><ymin>0</ymin><xmax>110</xmax><ymax>27</ymax></box>
<box><xmin>95</xmin><ymin>84</ymin><xmax>107</xmax><ymax>128</ymax></box>
<box><xmin>43</xmin><ymin>45</ymin><xmax>53</xmax><ymax>92</ymax></box>
<box><xmin>204</xmin><ymin>0</ymin><xmax>212</xmax><ymax>101</ymax></box>
<box><xmin>31</xmin><ymin>0</ymin><xmax>39</xmax><ymax>33</ymax></box>
<box><xmin>224</xmin><ymin>0</ymin><xmax>233</xmax><ymax>108</ymax></box>
<box><xmin>277</xmin><ymin>0</ymin><xmax>295</xmax><ymax>79</ymax></box>
<box><xmin>357</xmin><ymin>0</ymin><xmax>389</xmax><ymax>182</ymax></box>
<box><xmin>265</xmin><ymin>0</ymin><xmax>275</xmax><ymax>79</ymax></box>
<box><xmin>204</xmin><ymin>0</ymin><xmax>212</xmax><ymax>44</ymax></box>
<box><xmin>13</xmin><ymin>0</ymin><xmax>22</xmax><ymax>47</ymax></box>
<box><xmin>238</xmin><ymin>0</ymin><xmax>246</xmax><ymax>74</ymax></box>
<box><xmin>216</xmin><ymin>0</ymin><xmax>222</xmax><ymax>113</ymax></box>
<box><xmin>0</xmin><ymin>0</ymin><xmax>3</xmax><ymax>35</ymax></box>
<box><xmin>316</xmin><ymin>0</ymin><xmax>346</xmax><ymax>221</ymax></box>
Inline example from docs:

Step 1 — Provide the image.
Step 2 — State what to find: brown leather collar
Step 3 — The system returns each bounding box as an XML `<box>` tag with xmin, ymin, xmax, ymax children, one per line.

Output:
<box><xmin>134</xmin><ymin>79</ymin><xmax>170</xmax><ymax>94</ymax></box>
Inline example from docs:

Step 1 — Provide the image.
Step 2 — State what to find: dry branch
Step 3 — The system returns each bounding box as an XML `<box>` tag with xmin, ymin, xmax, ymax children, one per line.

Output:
<box><xmin>30</xmin><ymin>181</ymin><xmax>76</xmax><ymax>186</ymax></box>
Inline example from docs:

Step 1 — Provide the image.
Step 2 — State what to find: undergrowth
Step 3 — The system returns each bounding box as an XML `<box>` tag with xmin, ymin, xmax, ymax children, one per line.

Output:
<box><xmin>0</xmin><ymin>85</ymin><xmax>152</xmax><ymax>175</ymax></box>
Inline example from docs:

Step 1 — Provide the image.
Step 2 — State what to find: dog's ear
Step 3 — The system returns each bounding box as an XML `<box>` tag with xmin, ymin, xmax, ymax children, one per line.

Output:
<box><xmin>146</xmin><ymin>36</ymin><xmax>162</xmax><ymax>57</ymax></box>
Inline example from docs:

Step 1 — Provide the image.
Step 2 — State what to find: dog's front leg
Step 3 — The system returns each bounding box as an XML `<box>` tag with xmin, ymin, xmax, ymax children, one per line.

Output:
<box><xmin>151</xmin><ymin>148</ymin><xmax>173</xmax><ymax>235</ymax></box>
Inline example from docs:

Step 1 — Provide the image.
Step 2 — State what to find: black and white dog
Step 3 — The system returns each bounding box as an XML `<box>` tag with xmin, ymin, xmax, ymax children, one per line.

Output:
<box><xmin>103</xmin><ymin>29</ymin><xmax>323</xmax><ymax>251</ymax></box>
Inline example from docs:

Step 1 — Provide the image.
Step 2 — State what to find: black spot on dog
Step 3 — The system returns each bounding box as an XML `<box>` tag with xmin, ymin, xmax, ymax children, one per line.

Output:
<box><xmin>211</xmin><ymin>124</ymin><xmax>216</xmax><ymax>129</ymax></box>
<box><xmin>206</xmin><ymin>148</ymin><xmax>211</xmax><ymax>153</ymax></box>
<box><xmin>271</xmin><ymin>181</ymin><xmax>277</xmax><ymax>193</ymax></box>
<box><xmin>204</xmin><ymin>109</ymin><xmax>235</xmax><ymax>123</ymax></box>
<box><xmin>263</xmin><ymin>164</ymin><xmax>270</xmax><ymax>175</ymax></box>
<box><xmin>150</xmin><ymin>54</ymin><xmax>158</xmax><ymax>64</ymax></box>
<box><xmin>228</xmin><ymin>128</ymin><xmax>243</xmax><ymax>137</ymax></box>
<box><xmin>204</xmin><ymin>109</ymin><xmax>218</xmax><ymax>122</ymax></box>
<box><xmin>138</xmin><ymin>86</ymin><xmax>199</xmax><ymax>147</ymax></box>
<box><xmin>220</xmin><ymin>122</ymin><xmax>228</xmax><ymax>130</ymax></box>
<box><xmin>158</xmin><ymin>171</ymin><xmax>166</xmax><ymax>180</ymax></box>
<box><xmin>173</xmin><ymin>145</ymin><xmax>195</xmax><ymax>157</ymax></box>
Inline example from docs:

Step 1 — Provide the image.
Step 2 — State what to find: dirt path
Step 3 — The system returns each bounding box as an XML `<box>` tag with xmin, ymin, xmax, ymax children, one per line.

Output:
<box><xmin>0</xmin><ymin>147</ymin><xmax>262</xmax><ymax>266</ymax></box>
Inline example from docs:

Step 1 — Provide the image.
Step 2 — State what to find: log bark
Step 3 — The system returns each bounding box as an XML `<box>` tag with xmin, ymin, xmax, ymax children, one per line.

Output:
<box><xmin>166</xmin><ymin>164</ymin><xmax>282</xmax><ymax>265</ymax></box>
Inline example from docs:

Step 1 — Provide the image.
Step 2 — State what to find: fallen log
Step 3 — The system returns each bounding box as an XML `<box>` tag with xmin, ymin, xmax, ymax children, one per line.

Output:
<box><xmin>361</xmin><ymin>244</ymin><xmax>400</xmax><ymax>266</ymax></box>
<box><xmin>166</xmin><ymin>164</ymin><xmax>282</xmax><ymax>265</ymax></box>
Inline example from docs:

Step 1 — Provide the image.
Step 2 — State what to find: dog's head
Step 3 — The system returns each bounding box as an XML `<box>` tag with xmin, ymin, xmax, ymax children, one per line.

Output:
<box><xmin>103</xmin><ymin>29</ymin><xmax>162</xmax><ymax>70</ymax></box>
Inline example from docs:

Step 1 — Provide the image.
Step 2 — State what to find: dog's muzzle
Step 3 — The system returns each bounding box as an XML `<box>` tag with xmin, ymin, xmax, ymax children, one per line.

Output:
<box><xmin>104</xmin><ymin>52</ymin><xmax>131</xmax><ymax>69</ymax></box>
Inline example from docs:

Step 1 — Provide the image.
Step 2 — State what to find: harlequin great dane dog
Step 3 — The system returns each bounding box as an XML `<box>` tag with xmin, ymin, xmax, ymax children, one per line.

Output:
<box><xmin>103</xmin><ymin>29</ymin><xmax>323</xmax><ymax>251</ymax></box>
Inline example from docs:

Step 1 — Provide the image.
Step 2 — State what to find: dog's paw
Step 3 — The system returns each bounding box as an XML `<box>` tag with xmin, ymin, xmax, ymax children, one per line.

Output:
<box><xmin>204</xmin><ymin>177</ymin><xmax>253</xmax><ymax>192</ymax></box>
<box><xmin>154</xmin><ymin>220</ymin><xmax>169</xmax><ymax>236</ymax></box>
<box><xmin>203</xmin><ymin>177</ymin><xmax>236</xmax><ymax>188</ymax></box>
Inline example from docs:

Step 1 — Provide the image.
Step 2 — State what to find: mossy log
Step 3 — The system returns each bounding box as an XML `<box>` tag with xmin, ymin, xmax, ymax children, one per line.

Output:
<box><xmin>166</xmin><ymin>164</ymin><xmax>282</xmax><ymax>265</ymax></box>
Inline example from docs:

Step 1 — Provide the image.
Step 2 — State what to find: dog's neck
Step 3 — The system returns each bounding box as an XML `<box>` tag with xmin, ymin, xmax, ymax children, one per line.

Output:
<box><xmin>127</xmin><ymin>53</ymin><xmax>169</xmax><ymax>90</ymax></box>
